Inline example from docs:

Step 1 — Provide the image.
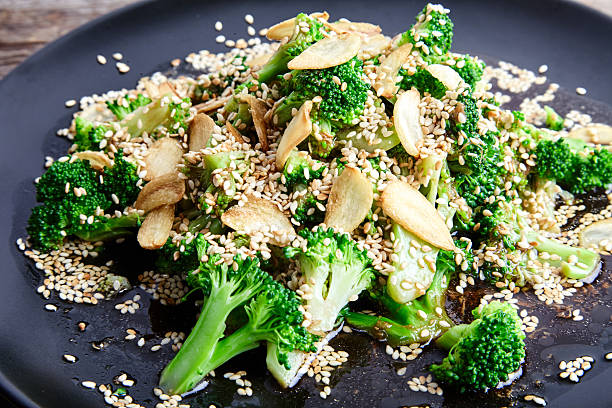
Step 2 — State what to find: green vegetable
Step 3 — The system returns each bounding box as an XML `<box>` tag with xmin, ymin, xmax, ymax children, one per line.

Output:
<box><xmin>159</xmin><ymin>242</ymin><xmax>318</xmax><ymax>394</ymax></box>
<box><xmin>155</xmin><ymin>234</ymin><xmax>206</xmax><ymax>274</ymax></box>
<box><xmin>27</xmin><ymin>151</ymin><xmax>141</xmax><ymax>250</ymax></box>
<box><xmin>398</xmin><ymin>4</ymin><xmax>454</xmax><ymax>57</ymax></box>
<box><xmin>257</xmin><ymin>14</ymin><xmax>327</xmax><ymax>84</ymax></box>
<box><xmin>398</xmin><ymin>66</ymin><xmax>447</xmax><ymax>99</ymax></box>
<box><xmin>284</xmin><ymin>227</ymin><xmax>374</xmax><ymax>332</ymax></box>
<box><xmin>282</xmin><ymin>150</ymin><xmax>326</xmax><ymax>189</ymax></box>
<box><xmin>106</xmin><ymin>94</ymin><xmax>152</xmax><ymax>120</ymax></box>
<box><xmin>74</xmin><ymin>117</ymin><xmax>112</xmax><ymax>152</ymax></box>
<box><xmin>430</xmin><ymin>301</ymin><xmax>525</xmax><ymax>392</ymax></box>
<box><xmin>543</xmin><ymin>106</ymin><xmax>564</xmax><ymax>131</ymax></box>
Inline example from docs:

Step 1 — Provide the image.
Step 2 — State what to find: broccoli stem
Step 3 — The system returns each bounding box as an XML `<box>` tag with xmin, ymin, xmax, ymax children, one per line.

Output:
<box><xmin>525</xmin><ymin>230</ymin><xmax>600</xmax><ymax>280</ymax></box>
<box><xmin>434</xmin><ymin>323</ymin><xmax>471</xmax><ymax>350</ymax></box>
<box><xmin>346</xmin><ymin>256</ymin><xmax>454</xmax><ymax>346</ymax></box>
<box><xmin>73</xmin><ymin>213</ymin><xmax>140</xmax><ymax>241</ymax></box>
<box><xmin>256</xmin><ymin>46</ymin><xmax>294</xmax><ymax>84</ymax></box>
<box><xmin>159</xmin><ymin>283</ymin><xmax>246</xmax><ymax>394</ymax></box>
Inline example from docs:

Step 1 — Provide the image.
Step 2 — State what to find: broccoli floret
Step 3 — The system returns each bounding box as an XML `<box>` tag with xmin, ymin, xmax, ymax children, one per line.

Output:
<box><xmin>106</xmin><ymin>94</ymin><xmax>152</xmax><ymax>121</ymax></box>
<box><xmin>449</xmin><ymin>131</ymin><xmax>510</xmax><ymax>209</ymax></box>
<box><xmin>74</xmin><ymin>117</ymin><xmax>112</xmax><ymax>152</ymax></box>
<box><xmin>543</xmin><ymin>106</ymin><xmax>564</xmax><ymax>131</ymax></box>
<box><xmin>345</xmin><ymin>244</ymin><xmax>465</xmax><ymax>345</ymax></box>
<box><xmin>398</xmin><ymin>66</ymin><xmax>447</xmax><ymax>99</ymax></box>
<box><xmin>398</xmin><ymin>3</ymin><xmax>454</xmax><ymax>57</ymax></box>
<box><xmin>449</xmin><ymin>92</ymin><xmax>480</xmax><ymax>139</ymax></box>
<box><xmin>291</xmin><ymin>184</ymin><xmax>325</xmax><ymax>225</ymax></box>
<box><xmin>159</xmin><ymin>242</ymin><xmax>318</xmax><ymax>394</ymax></box>
<box><xmin>282</xmin><ymin>150</ymin><xmax>326</xmax><ymax>189</ymax></box>
<box><xmin>284</xmin><ymin>227</ymin><xmax>374</xmax><ymax>332</ymax></box>
<box><xmin>428</xmin><ymin>54</ymin><xmax>485</xmax><ymax>89</ymax></box>
<box><xmin>98</xmin><ymin>273</ymin><xmax>132</xmax><ymax>297</ymax></box>
<box><xmin>430</xmin><ymin>301</ymin><xmax>525</xmax><ymax>392</ymax></box>
<box><xmin>155</xmin><ymin>234</ymin><xmax>205</xmax><ymax>274</ymax></box>
<box><xmin>26</xmin><ymin>151</ymin><xmax>141</xmax><ymax>250</ymax></box>
<box><xmin>190</xmin><ymin>151</ymin><xmax>249</xmax><ymax>216</ymax></box>
<box><xmin>257</xmin><ymin>13</ymin><xmax>327</xmax><ymax>84</ymax></box>
<box><xmin>534</xmin><ymin>137</ymin><xmax>612</xmax><ymax>193</ymax></box>
<box><xmin>274</xmin><ymin>57</ymin><xmax>370</xmax><ymax>158</ymax></box>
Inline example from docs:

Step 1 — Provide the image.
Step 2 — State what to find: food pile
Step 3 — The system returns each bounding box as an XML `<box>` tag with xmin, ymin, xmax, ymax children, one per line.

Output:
<box><xmin>21</xmin><ymin>2</ymin><xmax>612</xmax><ymax>401</ymax></box>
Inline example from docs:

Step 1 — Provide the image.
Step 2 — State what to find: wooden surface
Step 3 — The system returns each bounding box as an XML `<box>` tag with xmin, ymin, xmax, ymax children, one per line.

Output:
<box><xmin>0</xmin><ymin>0</ymin><xmax>611</xmax><ymax>79</ymax></box>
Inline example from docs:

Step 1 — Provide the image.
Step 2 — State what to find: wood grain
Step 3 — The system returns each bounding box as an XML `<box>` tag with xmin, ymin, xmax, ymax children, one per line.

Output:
<box><xmin>0</xmin><ymin>0</ymin><xmax>140</xmax><ymax>79</ymax></box>
<box><xmin>0</xmin><ymin>0</ymin><xmax>610</xmax><ymax>80</ymax></box>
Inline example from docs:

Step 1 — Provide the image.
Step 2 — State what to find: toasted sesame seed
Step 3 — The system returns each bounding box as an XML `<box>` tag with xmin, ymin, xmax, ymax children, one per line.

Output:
<box><xmin>96</xmin><ymin>55</ymin><xmax>107</xmax><ymax>65</ymax></box>
<box><xmin>576</xmin><ymin>87</ymin><xmax>587</xmax><ymax>95</ymax></box>
<box><xmin>112</xmin><ymin>52</ymin><xmax>123</xmax><ymax>60</ymax></box>
<box><xmin>244</xmin><ymin>14</ymin><xmax>254</xmax><ymax>24</ymax></box>
<box><xmin>65</xmin><ymin>99</ymin><xmax>77</xmax><ymax>108</ymax></box>
<box><xmin>215</xmin><ymin>21</ymin><xmax>223</xmax><ymax>31</ymax></box>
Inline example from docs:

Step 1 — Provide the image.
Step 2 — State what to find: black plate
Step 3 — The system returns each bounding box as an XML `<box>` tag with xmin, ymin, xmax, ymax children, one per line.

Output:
<box><xmin>1</xmin><ymin>1</ymin><xmax>611</xmax><ymax>407</ymax></box>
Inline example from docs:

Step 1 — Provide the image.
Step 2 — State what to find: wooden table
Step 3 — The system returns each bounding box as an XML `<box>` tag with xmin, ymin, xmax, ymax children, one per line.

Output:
<box><xmin>0</xmin><ymin>0</ymin><xmax>610</xmax><ymax>79</ymax></box>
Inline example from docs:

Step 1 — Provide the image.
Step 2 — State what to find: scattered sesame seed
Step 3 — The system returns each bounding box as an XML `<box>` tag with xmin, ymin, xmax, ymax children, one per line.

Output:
<box><xmin>45</xmin><ymin>304</ymin><xmax>57</xmax><ymax>312</ymax></box>
<box><xmin>216</xmin><ymin>35</ymin><xmax>226</xmax><ymax>43</ymax></box>
<box><xmin>538</xmin><ymin>64</ymin><xmax>548</xmax><ymax>74</ymax></box>
<box><xmin>65</xmin><ymin>99</ymin><xmax>77</xmax><ymax>108</ymax></box>
<box><xmin>244</xmin><ymin>14</ymin><xmax>254</xmax><ymax>24</ymax></box>
<box><xmin>215</xmin><ymin>21</ymin><xmax>223</xmax><ymax>31</ymax></box>
<box><xmin>81</xmin><ymin>381</ymin><xmax>96</xmax><ymax>389</ymax></box>
<box><xmin>112</xmin><ymin>52</ymin><xmax>123</xmax><ymax>60</ymax></box>
<box><xmin>116</xmin><ymin>62</ymin><xmax>130</xmax><ymax>74</ymax></box>
<box><xmin>63</xmin><ymin>354</ymin><xmax>77</xmax><ymax>363</ymax></box>
<box><xmin>576</xmin><ymin>87</ymin><xmax>587</xmax><ymax>95</ymax></box>
<box><xmin>96</xmin><ymin>55</ymin><xmax>107</xmax><ymax>65</ymax></box>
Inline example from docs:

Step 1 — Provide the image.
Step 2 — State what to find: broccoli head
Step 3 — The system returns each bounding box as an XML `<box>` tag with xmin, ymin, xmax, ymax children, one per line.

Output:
<box><xmin>74</xmin><ymin>117</ymin><xmax>112</xmax><ymax>152</ymax></box>
<box><xmin>430</xmin><ymin>301</ymin><xmax>525</xmax><ymax>392</ymax></box>
<box><xmin>155</xmin><ymin>234</ymin><xmax>205</xmax><ymax>274</ymax></box>
<box><xmin>27</xmin><ymin>151</ymin><xmax>141</xmax><ymax>250</ymax></box>
<box><xmin>398</xmin><ymin>66</ymin><xmax>447</xmax><ymax>99</ymax></box>
<box><xmin>285</xmin><ymin>227</ymin><xmax>374</xmax><ymax>332</ymax></box>
<box><xmin>106</xmin><ymin>94</ymin><xmax>152</xmax><ymax>121</ymax></box>
<box><xmin>398</xmin><ymin>3</ymin><xmax>454</xmax><ymax>57</ymax></box>
<box><xmin>257</xmin><ymin>13</ymin><xmax>327</xmax><ymax>84</ymax></box>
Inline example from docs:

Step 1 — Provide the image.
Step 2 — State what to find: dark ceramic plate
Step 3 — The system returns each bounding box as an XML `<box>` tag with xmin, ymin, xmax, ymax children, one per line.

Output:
<box><xmin>1</xmin><ymin>0</ymin><xmax>611</xmax><ymax>407</ymax></box>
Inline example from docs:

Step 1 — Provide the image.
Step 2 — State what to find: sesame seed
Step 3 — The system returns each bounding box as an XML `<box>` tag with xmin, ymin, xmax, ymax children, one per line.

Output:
<box><xmin>112</xmin><ymin>52</ymin><xmax>123</xmax><ymax>60</ymax></box>
<box><xmin>215</xmin><ymin>21</ymin><xmax>223</xmax><ymax>31</ymax></box>
<box><xmin>63</xmin><ymin>354</ymin><xmax>77</xmax><ymax>363</ymax></box>
<box><xmin>116</xmin><ymin>62</ymin><xmax>130</xmax><ymax>73</ymax></box>
<box><xmin>538</xmin><ymin>64</ymin><xmax>548</xmax><ymax>74</ymax></box>
<box><xmin>65</xmin><ymin>99</ymin><xmax>77</xmax><ymax>108</ymax></box>
<box><xmin>81</xmin><ymin>381</ymin><xmax>96</xmax><ymax>389</ymax></box>
<box><xmin>244</xmin><ymin>14</ymin><xmax>254</xmax><ymax>24</ymax></box>
<box><xmin>45</xmin><ymin>304</ymin><xmax>58</xmax><ymax>311</ymax></box>
<box><xmin>576</xmin><ymin>87</ymin><xmax>587</xmax><ymax>95</ymax></box>
<box><xmin>96</xmin><ymin>55</ymin><xmax>107</xmax><ymax>65</ymax></box>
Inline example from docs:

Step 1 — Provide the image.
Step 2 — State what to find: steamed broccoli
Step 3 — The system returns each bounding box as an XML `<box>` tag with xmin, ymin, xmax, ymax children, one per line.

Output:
<box><xmin>159</xmin><ymin>242</ymin><xmax>317</xmax><ymax>394</ymax></box>
<box><xmin>345</xmin><ymin>243</ymin><xmax>468</xmax><ymax>345</ymax></box>
<box><xmin>282</xmin><ymin>150</ymin><xmax>326</xmax><ymax>189</ymax></box>
<box><xmin>476</xmin><ymin>201</ymin><xmax>600</xmax><ymax>284</ymax></box>
<box><xmin>430</xmin><ymin>301</ymin><xmax>525</xmax><ymax>392</ymax></box>
<box><xmin>427</xmin><ymin>54</ymin><xmax>485</xmax><ymax>89</ymax></box>
<box><xmin>274</xmin><ymin>57</ymin><xmax>370</xmax><ymax>157</ymax></box>
<box><xmin>449</xmin><ymin>92</ymin><xmax>481</xmax><ymax>140</ymax></box>
<box><xmin>534</xmin><ymin>137</ymin><xmax>612</xmax><ymax>194</ymax></box>
<box><xmin>74</xmin><ymin>117</ymin><xmax>112</xmax><ymax>152</ymax></box>
<box><xmin>543</xmin><ymin>106</ymin><xmax>564</xmax><ymax>131</ymax></box>
<box><xmin>26</xmin><ymin>151</ymin><xmax>141</xmax><ymax>250</ymax></box>
<box><xmin>188</xmin><ymin>150</ymin><xmax>250</xmax><ymax>216</ymax></box>
<box><xmin>257</xmin><ymin>13</ymin><xmax>327</xmax><ymax>84</ymax></box>
<box><xmin>398</xmin><ymin>66</ymin><xmax>447</xmax><ymax>99</ymax></box>
<box><xmin>106</xmin><ymin>94</ymin><xmax>152</xmax><ymax>121</ymax></box>
<box><xmin>284</xmin><ymin>227</ymin><xmax>374</xmax><ymax>332</ymax></box>
<box><xmin>398</xmin><ymin>3</ymin><xmax>454</xmax><ymax>57</ymax></box>
<box><xmin>122</xmin><ymin>96</ymin><xmax>192</xmax><ymax>138</ymax></box>
<box><xmin>194</xmin><ymin>55</ymin><xmax>249</xmax><ymax>101</ymax></box>
<box><xmin>155</xmin><ymin>234</ymin><xmax>205</xmax><ymax>274</ymax></box>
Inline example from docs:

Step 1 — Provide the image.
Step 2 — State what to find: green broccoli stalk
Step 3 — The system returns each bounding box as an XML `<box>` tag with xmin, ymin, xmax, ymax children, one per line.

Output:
<box><xmin>476</xmin><ymin>201</ymin><xmax>600</xmax><ymax>283</ymax></box>
<box><xmin>256</xmin><ymin>13</ymin><xmax>327</xmax><ymax>84</ymax></box>
<box><xmin>398</xmin><ymin>3</ymin><xmax>454</xmax><ymax>57</ymax></box>
<box><xmin>543</xmin><ymin>106</ymin><xmax>564</xmax><ymax>131</ymax></box>
<box><xmin>430</xmin><ymin>301</ymin><xmax>525</xmax><ymax>392</ymax></box>
<box><xmin>284</xmin><ymin>227</ymin><xmax>374</xmax><ymax>332</ymax></box>
<box><xmin>74</xmin><ymin>117</ymin><xmax>113</xmax><ymax>152</ymax></box>
<box><xmin>122</xmin><ymin>96</ymin><xmax>192</xmax><ymax>138</ymax></box>
<box><xmin>159</xmin><ymin>242</ymin><xmax>317</xmax><ymax>394</ymax></box>
<box><xmin>345</xmin><ymin>245</ymin><xmax>465</xmax><ymax>345</ymax></box>
<box><xmin>274</xmin><ymin>57</ymin><xmax>370</xmax><ymax>158</ymax></box>
<box><xmin>27</xmin><ymin>151</ymin><xmax>141</xmax><ymax>250</ymax></box>
<box><xmin>398</xmin><ymin>66</ymin><xmax>447</xmax><ymax>99</ymax></box>
<box><xmin>106</xmin><ymin>94</ymin><xmax>152</xmax><ymax>121</ymax></box>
